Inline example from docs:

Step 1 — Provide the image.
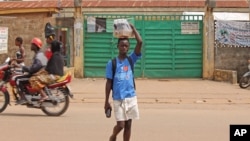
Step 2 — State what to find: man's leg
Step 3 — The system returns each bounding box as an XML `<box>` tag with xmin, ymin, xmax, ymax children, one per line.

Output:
<box><xmin>110</xmin><ymin>121</ymin><xmax>125</xmax><ymax>141</ymax></box>
<box><xmin>123</xmin><ymin>119</ymin><xmax>132</xmax><ymax>141</ymax></box>
<box><xmin>15</xmin><ymin>75</ymin><xmax>24</xmax><ymax>95</ymax></box>
<box><xmin>15</xmin><ymin>75</ymin><xmax>29</xmax><ymax>104</ymax></box>
<box><xmin>39</xmin><ymin>88</ymin><xmax>48</xmax><ymax>102</ymax></box>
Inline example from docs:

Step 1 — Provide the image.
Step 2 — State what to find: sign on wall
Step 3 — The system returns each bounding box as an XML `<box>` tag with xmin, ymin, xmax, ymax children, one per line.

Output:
<box><xmin>0</xmin><ymin>27</ymin><xmax>8</xmax><ymax>54</ymax></box>
<box><xmin>87</xmin><ymin>17</ymin><xmax>106</xmax><ymax>33</ymax></box>
<box><xmin>215</xmin><ymin>21</ymin><xmax>250</xmax><ymax>47</ymax></box>
<box><xmin>86</xmin><ymin>16</ymin><xmax>135</xmax><ymax>33</ymax></box>
<box><xmin>181</xmin><ymin>22</ymin><xmax>200</xmax><ymax>34</ymax></box>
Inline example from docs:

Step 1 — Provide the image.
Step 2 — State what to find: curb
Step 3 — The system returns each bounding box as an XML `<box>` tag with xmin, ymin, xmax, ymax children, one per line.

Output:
<box><xmin>69</xmin><ymin>97</ymin><xmax>250</xmax><ymax>104</ymax></box>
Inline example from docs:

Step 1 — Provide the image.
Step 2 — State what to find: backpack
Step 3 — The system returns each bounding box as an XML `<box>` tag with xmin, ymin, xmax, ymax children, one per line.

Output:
<box><xmin>111</xmin><ymin>56</ymin><xmax>136</xmax><ymax>90</ymax></box>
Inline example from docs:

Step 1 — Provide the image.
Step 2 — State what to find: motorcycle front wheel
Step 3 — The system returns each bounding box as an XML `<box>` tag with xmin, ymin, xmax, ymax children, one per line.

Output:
<box><xmin>0</xmin><ymin>90</ymin><xmax>9</xmax><ymax>113</ymax></box>
<box><xmin>41</xmin><ymin>88</ymin><xmax>69</xmax><ymax>116</ymax></box>
<box><xmin>239</xmin><ymin>76</ymin><xmax>250</xmax><ymax>88</ymax></box>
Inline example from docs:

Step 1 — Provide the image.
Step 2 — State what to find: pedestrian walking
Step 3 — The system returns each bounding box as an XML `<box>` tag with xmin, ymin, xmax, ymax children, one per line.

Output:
<box><xmin>104</xmin><ymin>23</ymin><xmax>143</xmax><ymax>141</ymax></box>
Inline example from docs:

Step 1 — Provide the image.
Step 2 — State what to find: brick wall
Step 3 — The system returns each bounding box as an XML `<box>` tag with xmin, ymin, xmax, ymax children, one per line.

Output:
<box><xmin>0</xmin><ymin>13</ymin><xmax>56</xmax><ymax>65</ymax></box>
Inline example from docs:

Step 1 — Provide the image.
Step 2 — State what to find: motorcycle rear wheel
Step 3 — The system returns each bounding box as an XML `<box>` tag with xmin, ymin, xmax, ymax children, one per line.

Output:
<box><xmin>41</xmin><ymin>88</ymin><xmax>69</xmax><ymax>116</ymax></box>
<box><xmin>0</xmin><ymin>90</ymin><xmax>9</xmax><ymax>113</ymax></box>
<box><xmin>239</xmin><ymin>76</ymin><xmax>250</xmax><ymax>88</ymax></box>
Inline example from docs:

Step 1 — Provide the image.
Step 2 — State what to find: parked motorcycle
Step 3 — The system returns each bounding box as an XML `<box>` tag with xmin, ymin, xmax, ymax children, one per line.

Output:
<box><xmin>239</xmin><ymin>62</ymin><xmax>250</xmax><ymax>89</ymax></box>
<box><xmin>0</xmin><ymin>57</ymin><xmax>73</xmax><ymax>116</ymax></box>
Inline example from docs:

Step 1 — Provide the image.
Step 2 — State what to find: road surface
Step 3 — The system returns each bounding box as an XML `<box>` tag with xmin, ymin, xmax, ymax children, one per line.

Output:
<box><xmin>1</xmin><ymin>102</ymin><xmax>250</xmax><ymax>141</ymax></box>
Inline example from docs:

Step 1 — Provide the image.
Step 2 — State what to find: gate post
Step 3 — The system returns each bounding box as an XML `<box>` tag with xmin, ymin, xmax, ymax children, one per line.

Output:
<box><xmin>73</xmin><ymin>0</ymin><xmax>84</xmax><ymax>78</ymax></box>
<box><xmin>203</xmin><ymin>5</ymin><xmax>215</xmax><ymax>79</ymax></box>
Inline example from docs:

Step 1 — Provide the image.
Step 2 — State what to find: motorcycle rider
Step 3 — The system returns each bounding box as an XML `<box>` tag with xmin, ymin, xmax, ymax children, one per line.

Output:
<box><xmin>14</xmin><ymin>37</ymin><xmax>48</xmax><ymax>105</ymax></box>
<box><xmin>29</xmin><ymin>40</ymin><xmax>64</xmax><ymax>102</ymax></box>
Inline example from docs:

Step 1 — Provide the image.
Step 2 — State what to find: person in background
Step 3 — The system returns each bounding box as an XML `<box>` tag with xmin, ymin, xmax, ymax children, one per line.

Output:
<box><xmin>11</xmin><ymin>37</ymin><xmax>26</xmax><ymax>74</ymax></box>
<box><xmin>104</xmin><ymin>24</ymin><xmax>143</xmax><ymax>141</ymax></box>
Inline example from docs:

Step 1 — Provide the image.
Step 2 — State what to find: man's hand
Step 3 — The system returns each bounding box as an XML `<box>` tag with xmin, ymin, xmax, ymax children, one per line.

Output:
<box><xmin>104</xmin><ymin>101</ymin><xmax>112</xmax><ymax>112</ymax></box>
<box><xmin>10</xmin><ymin>58</ymin><xmax>16</xmax><ymax>62</ymax></box>
<box><xmin>10</xmin><ymin>58</ymin><xmax>17</xmax><ymax>64</ymax></box>
<box><xmin>11</xmin><ymin>62</ymin><xmax>20</xmax><ymax>68</ymax></box>
<box><xmin>129</xmin><ymin>23</ymin><xmax>134</xmax><ymax>29</ymax></box>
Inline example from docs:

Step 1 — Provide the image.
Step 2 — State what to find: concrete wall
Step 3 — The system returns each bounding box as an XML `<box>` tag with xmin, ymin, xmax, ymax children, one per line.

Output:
<box><xmin>203</xmin><ymin>7</ymin><xmax>215</xmax><ymax>79</ymax></box>
<box><xmin>214</xmin><ymin>44</ymin><xmax>250</xmax><ymax>82</ymax></box>
<box><xmin>214</xmin><ymin>69</ymin><xmax>237</xmax><ymax>84</ymax></box>
<box><xmin>0</xmin><ymin>13</ymin><xmax>55</xmax><ymax>65</ymax></box>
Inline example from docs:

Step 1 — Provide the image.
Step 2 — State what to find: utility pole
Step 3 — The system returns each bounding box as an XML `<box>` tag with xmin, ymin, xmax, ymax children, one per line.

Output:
<box><xmin>73</xmin><ymin>0</ymin><xmax>83</xmax><ymax>78</ymax></box>
<box><xmin>203</xmin><ymin>0</ymin><xmax>215</xmax><ymax>79</ymax></box>
<box><xmin>248</xmin><ymin>0</ymin><xmax>250</xmax><ymax>20</ymax></box>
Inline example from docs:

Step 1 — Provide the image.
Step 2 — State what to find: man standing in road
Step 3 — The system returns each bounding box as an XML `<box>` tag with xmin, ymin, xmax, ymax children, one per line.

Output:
<box><xmin>104</xmin><ymin>23</ymin><xmax>143</xmax><ymax>141</ymax></box>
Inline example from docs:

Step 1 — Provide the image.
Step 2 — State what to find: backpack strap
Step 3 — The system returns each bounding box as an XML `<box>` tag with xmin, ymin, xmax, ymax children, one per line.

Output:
<box><xmin>111</xmin><ymin>57</ymin><xmax>116</xmax><ymax>90</ymax></box>
<box><xmin>126</xmin><ymin>56</ymin><xmax>134</xmax><ymax>74</ymax></box>
<box><xmin>126</xmin><ymin>56</ymin><xmax>136</xmax><ymax>90</ymax></box>
<box><xmin>111</xmin><ymin>56</ymin><xmax>136</xmax><ymax>90</ymax></box>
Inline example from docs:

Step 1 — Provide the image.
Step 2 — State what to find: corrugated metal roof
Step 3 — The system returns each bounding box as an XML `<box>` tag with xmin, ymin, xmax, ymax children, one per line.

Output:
<box><xmin>0</xmin><ymin>1</ymin><xmax>71</xmax><ymax>8</ymax></box>
<box><xmin>0</xmin><ymin>0</ymin><xmax>248</xmax><ymax>8</ymax></box>
<box><xmin>83</xmin><ymin>1</ymin><xmax>206</xmax><ymax>8</ymax></box>
<box><xmin>216</xmin><ymin>1</ymin><xmax>249</xmax><ymax>8</ymax></box>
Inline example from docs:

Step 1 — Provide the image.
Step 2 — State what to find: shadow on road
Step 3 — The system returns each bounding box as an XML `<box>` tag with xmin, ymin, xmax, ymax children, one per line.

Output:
<box><xmin>0</xmin><ymin>113</ymin><xmax>47</xmax><ymax>117</ymax></box>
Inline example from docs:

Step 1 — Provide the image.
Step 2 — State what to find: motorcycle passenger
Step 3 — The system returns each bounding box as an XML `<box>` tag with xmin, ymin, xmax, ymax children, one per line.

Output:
<box><xmin>14</xmin><ymin>37</ymin><xmax>48</xmax><ymax>105</ymax></box>
<box><xmin>29</xmin><ymin>40</ymin><xmax>64</xmax><ymax>102</ymax></box>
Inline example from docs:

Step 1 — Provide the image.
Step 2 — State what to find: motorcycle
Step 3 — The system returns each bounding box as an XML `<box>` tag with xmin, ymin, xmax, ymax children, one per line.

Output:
<box><xmin>0</xmin><ymin>57</ymin><xmax>73</xmax><ymax>116</ymax></box>
<box><xmin>239</xmin><ymin>62</ymin><xmax>250</xmax><ymax>89</ymax></box>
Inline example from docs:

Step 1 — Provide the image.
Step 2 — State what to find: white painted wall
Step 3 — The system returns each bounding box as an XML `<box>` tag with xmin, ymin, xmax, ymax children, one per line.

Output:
<box><xmin>184</xmin><ymin>12</ymin><xmax>249</xmax><ymax>21</ymax></box>
<box><xmin>213</xmin><ymin>12</ymin><xmax>249</xmax><ymax>20</ymax></box>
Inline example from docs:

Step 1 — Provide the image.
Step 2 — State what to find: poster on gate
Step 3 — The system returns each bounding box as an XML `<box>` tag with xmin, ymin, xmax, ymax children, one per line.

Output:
<box><xmin>0</xmin><ymin>27</ymin><xmax>8</xmax><ymax>54</ymax></box>
<box><xmin>215</xmin><ymin>21</ymin><xmax>250</xmax><ymax>47</ymax></box>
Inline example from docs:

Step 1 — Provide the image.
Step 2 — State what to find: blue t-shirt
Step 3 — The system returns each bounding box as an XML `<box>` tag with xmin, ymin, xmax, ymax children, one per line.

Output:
<box><xmin>106</xmin><ymin>52</ymin><xmax>141</xmax><ymax>100</ymax></box>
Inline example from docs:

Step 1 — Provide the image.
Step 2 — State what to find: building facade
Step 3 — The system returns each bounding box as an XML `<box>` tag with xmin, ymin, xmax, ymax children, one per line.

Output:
<box><xmin>0</xmin><ymin>0</ymin><xmax>249</xmax><ymax>80</ymax></box>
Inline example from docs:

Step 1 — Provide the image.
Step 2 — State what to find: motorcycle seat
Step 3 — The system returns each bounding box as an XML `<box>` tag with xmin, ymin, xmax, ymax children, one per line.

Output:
<box><xmin>47</xmin><ymin>72</ymin><xmax>72</xmax><ymax>88</ymax></box>
<box><xmin>56</xmin><ymin>71</ymin><xmax>71</xmax><ymax>83</ymax></box>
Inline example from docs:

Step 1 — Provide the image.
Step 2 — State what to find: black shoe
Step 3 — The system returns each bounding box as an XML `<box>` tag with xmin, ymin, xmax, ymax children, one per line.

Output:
<box><xmin>15</xmin><ymin>99</ymin><xmax>27</xmax><ymax>105</ymax></box>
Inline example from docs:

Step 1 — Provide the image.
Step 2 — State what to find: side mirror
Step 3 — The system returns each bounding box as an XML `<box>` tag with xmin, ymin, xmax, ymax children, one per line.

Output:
<box><xmin>5</xmin><ymin>57</ymin><xmax>10</xmax><ymax>63</ymax></box>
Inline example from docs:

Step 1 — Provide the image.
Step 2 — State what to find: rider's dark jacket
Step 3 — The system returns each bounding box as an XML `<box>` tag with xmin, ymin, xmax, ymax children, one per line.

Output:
<box><xmin>45</xmin><ymin>51</ymin><xmax>64</xmax><ymax>76</ymax></box>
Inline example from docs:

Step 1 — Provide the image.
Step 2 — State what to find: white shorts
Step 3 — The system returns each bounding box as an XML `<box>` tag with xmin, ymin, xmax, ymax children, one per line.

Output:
<box><xmin>113</xmin><ymin>96</ymin><xmax>139</xmax><ymax>121</ymax></box>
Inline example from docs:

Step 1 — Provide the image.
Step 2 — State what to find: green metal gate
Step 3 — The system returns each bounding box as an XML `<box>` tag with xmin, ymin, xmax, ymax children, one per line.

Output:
<box><xmin>84</xmin><ymin>14</ymin><xmax>203</xmax><ymax>78</ymax></box>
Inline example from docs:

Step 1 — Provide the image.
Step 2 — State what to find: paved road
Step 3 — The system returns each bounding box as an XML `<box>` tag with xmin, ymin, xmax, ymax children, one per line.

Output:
<box><xmin>1</xmin><ymin>103</ymin><xmax>250</xmax><ymax>141</ymax></box>
<box><xmin>1</xmin><ymin>79</ymin><xmax>250</xmax><ymax>141</ymax></box>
